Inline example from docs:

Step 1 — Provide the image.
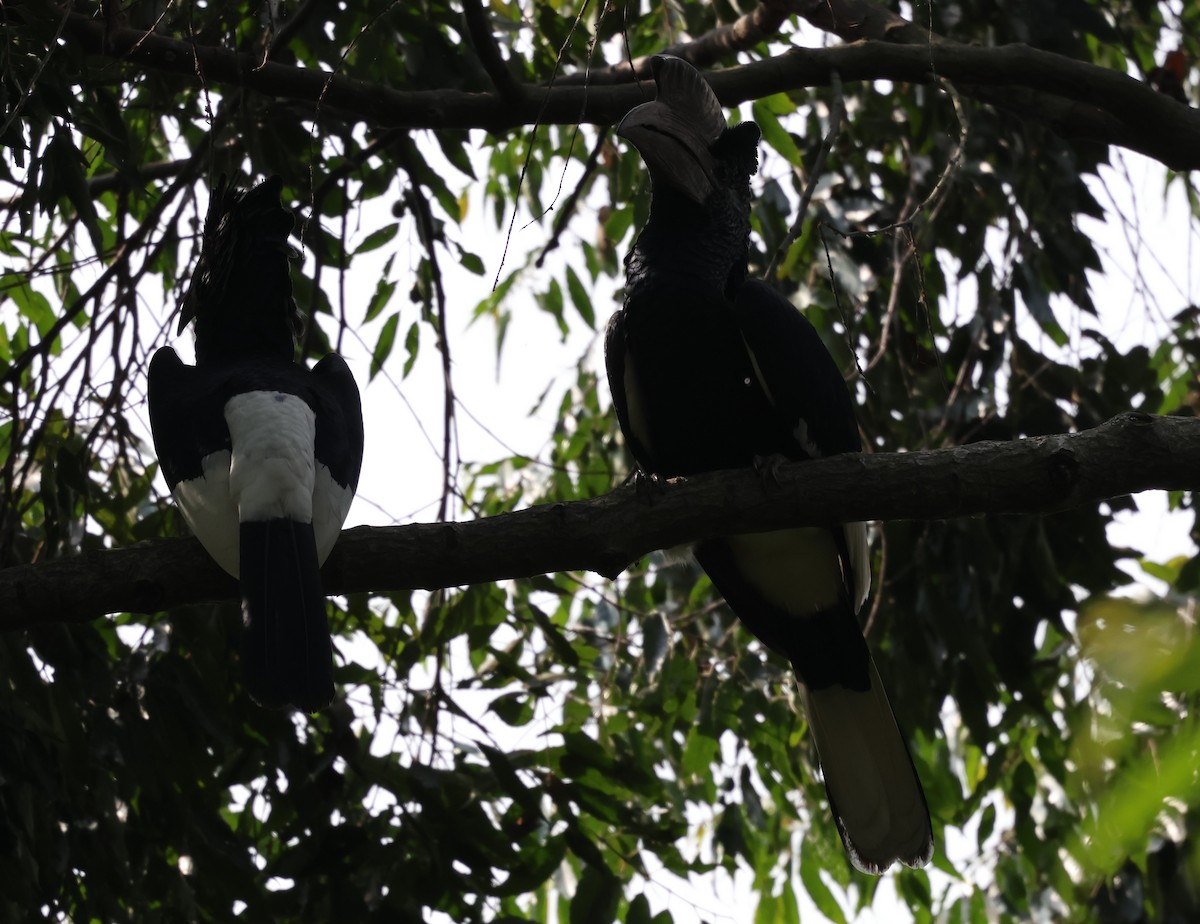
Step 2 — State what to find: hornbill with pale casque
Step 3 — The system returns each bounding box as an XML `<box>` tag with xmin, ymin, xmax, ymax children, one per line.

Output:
<box><xmin>605</xmin><ymin>56</ymin><xmax>933</xmax><ymax>874</ymax></box>
<box><xmin>148</xmin><ymin>176</ymin><xmax>363</xmax><ymax>713</ymax></box>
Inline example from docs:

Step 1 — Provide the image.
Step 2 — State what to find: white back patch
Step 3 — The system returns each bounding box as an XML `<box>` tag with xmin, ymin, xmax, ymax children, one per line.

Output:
<box><xmin>225</xmin><ymin>391</ymin><xmax>317</xmax><ymax>524</ymax></box>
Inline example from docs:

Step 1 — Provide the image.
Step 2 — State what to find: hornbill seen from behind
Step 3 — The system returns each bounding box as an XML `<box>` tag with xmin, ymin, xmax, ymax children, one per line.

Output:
<box><xmin>148</xmin><ymin>176</ymin><xmax>363</xmax><ymax>713</ymax></box>
<box><xmin>605</xmin><ymin>56</ymin><xmax>933</xmax><ymax>874</ymax></box>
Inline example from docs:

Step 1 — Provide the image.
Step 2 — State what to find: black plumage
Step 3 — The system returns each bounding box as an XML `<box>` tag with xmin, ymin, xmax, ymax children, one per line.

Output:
<box><xmin>148</xmin><ymin>176</ymin><xmax>364</xmax><ymax>713</ymax></box>
<box><xmin>605</xmin><ymin>56</ymin><xmax>932</xmax><ymax>873</ymax></box>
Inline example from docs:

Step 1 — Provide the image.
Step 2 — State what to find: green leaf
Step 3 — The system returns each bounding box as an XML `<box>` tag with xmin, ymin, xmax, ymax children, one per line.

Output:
<box><xmin>527</xmin><ymin>602</ymin><xmax>580</xmax><ymax>667</ymax></box>
<box><xmin>490</xmin><ymin>691</ymin><xmax>535</xmax><ymax>727</ymax></box>
<box><xmin>569</xmin><ymin>865</ymin><xmax>620</xmax><ymax>924</ymax></box>
<box><xmin>680</xmin><ymin>729</ymin><xmax>718</xmax><ymax>778</ymax></box>
<box><xmin>751</xmin><ymin>97</ymin><xmax>803</xmax><ymax>167</ymax></box>
<box><xmin>48</xmin><ymin>132</ymin><xmax>104</xmax><ymax>255</ymax></box>
<box><xmin>402</xmin><ymin>321</ymin><xmax>420</xmax><ymax>377</ymax></box>
<box><xmin>8</xmin><ymin>282</ymin><xmax>54</xmax><ymax>337</ymax></box>
<box><xmin>363</xmin><ymin>276</ymin><xmax>397</xmax><ymax>323</ymax></box>
<box><xmin>626</xmin><ymin>894</ymin><xmax>653</xmax><ymax>924</ymax></box>
<box><xmin>370</xmin><ymin>312</ymin><xmax>400</xmax><ymax>380</ymax></box>
<box><xmin>354</xmin><ymin>222</ymin><xmax>400</xmax><ymax>255</ymax></box>
<box><xmin>565</xmin><ymin>265</ymin><xmax>594</xmax><ymax>328</ymax></box>
<box><xmin>799</xmin><ymin>852</ymin><xmax>847</xmax><ymax>924</ymax></box>
<box><xmin>537</xmin><ymin>277</ymin><xmax>567</xmax><ymax>337</ymax></box>
<box><xmin>460</xmin><ymin>249</ymin><xmax>485</xmax><ymax>275</ymax></box>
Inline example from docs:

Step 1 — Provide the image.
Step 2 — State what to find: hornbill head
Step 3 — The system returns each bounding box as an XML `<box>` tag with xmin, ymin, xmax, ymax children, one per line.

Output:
<box><xmin>617</xmin><ymin>55</ymin><xmax>730</xmax><ymax>205</ymax></box>
<box><xmin>618</xmin><ymin>56</ymin><xmax>762</xmax><ymax>209</ymax></box>
<box><xmin>178</xmin><ymin>175</ymin><xmax>301</xmax><ymax>363</ymax></box>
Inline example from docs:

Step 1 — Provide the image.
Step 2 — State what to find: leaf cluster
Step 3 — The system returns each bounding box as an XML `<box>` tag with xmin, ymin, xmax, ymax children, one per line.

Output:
<box><xmin>1</xmin><ymin>0</ymin><xmax>1199</xmax><ymax>921</ymax></box>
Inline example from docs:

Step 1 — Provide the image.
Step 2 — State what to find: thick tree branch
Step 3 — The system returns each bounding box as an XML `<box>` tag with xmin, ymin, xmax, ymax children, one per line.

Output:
<box><xmin>713</xmin><ymin>45</ymin><xmax>1197</xmax><ymax>171</ymax></box>
<box><xmin>784</xmin><ymin>0</ymin><xmax>1184</xmax><ymax>169</ymax></box>
<box><xmin>62</xmin><ymin>13</ymin><xmax>1200</xmax><ymax>171</ymax></box>
<box><xmin>1</xmin><ymin>413</ymin><xmax>1196</xmax><ymax>630</ymax></box>
<box><xmin>789</xmin><ymin>0</ymin><xmax>940</xmax><ymax>44</ymax></box>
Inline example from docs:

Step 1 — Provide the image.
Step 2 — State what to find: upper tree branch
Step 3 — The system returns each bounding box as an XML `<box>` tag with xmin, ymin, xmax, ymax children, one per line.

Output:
<box><xmin>1</xmin><ymin>413</ymin><xmax>1197</xmax><ymax>630</ymax></box>
<box><xmin>783</xmin><ymin>0</ymin><xmax>1176</xmax><ymax>166</ymax></box>
<box><xmin>63</xmin><ymin>13</ymin><xmax>1200</xmax><ymax>171</ymax></box>
<box><xmin>571</xmin><ymin>0</ymin><xmax>794</xmax><ymax>85</ymax></box>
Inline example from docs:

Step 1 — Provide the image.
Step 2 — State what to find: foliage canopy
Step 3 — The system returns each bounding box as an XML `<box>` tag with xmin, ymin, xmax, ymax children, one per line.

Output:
<box><xmin>1</xmin><ymin>0</ymin><xmax>1199</xmax><ymax>921</ymax></box>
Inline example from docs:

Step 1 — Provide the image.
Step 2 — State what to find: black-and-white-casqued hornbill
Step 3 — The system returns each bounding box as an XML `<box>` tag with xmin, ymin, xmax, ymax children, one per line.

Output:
<box><xmin>148</xmin><ymin>176</ymin><xmax>363</xmax><ymax>713</ymax></box>
<box><xmin>605</xmin><ymin>56</ymin><xmax>933</xmax><ymax>874</ymax></box>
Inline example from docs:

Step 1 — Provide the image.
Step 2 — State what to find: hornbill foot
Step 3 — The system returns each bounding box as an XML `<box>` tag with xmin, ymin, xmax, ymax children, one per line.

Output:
<box><xmin>633</xmin><ymin>468</ymin><xmax>667</xmax><ymax>503</ymax></box>
<box><xmin>752</xmin><ymin>453</ymin><xmax>791</xmax><ymax>488</ymax></box>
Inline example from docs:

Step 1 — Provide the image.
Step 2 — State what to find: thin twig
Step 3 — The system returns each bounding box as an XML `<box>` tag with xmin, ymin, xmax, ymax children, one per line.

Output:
<box><xmin>4</xmin><ymin>160</ymin><xmax>206</xmax><ymax>387</ymax></box>
<box><xmin>817</xmin><ymin>223</ymin><xmax>873</xmax><ymax>393</ymax></box>
<box><xmin>535</xmin><ymin>126</ymin><xmax>609</xmax><ymax>268</ymax></box>
<box><xmin>398</xmin><ymin>144</ymin><xmax>459</xmax><ymax>523</ymax></box>
<box><xmin>903</xmin><ymin>77</ymin><xmax>967</xmax><ymax>225</ymax></box>
<box><xmin>864</xmin><ymin>222</ymin><xmax>911</xmax><ymax>373</ymax></box>
<box><xmin>492</xmin><ymin>0</ymin><xmax>594</xmax><ymax>291</ymax></box>
<box><xmin>765</xmin><ymin>71</ymin><xmax>845</xmax><ymax>281</ymax></box>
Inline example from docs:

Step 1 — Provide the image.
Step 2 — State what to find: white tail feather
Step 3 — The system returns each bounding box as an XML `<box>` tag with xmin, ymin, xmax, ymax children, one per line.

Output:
<box><xmin>802</xmin><ymin>658</ymin><xmax>932</xmax><ymax>874</ymax></box>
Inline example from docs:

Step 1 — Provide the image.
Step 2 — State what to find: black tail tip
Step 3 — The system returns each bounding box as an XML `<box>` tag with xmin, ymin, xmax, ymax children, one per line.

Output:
<box><xmin>242</xmin><ymin>649</ymin><xmax>334</xmax><ymax>714</ymax></box>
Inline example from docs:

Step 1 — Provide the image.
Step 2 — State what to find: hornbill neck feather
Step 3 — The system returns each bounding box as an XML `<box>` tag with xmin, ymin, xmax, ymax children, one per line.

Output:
<box><xmin>180</xmin><ymin>176</ymin><xmax>302</xmax><ymax>365</ymax></box>
<box><xmin>625</xmin><ymin>183</ymin><xmax>751</xmax><ymax>299</ymax></box>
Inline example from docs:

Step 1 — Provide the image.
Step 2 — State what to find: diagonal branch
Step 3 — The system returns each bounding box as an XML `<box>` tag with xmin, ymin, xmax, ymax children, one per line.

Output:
<box><xmin>461</xmin><ymin>0</ymin><xmax>523</xmax><ymax>103</ymax></box>
<box><xmin>2</xmin><ymin>157</ymin><xmax>207</xmax><ymax>388</ymax></box>
<box><xmin>1</xmin><ymin>413</ymin><xmax>1197</xmax><ymax>629</ymax></box>
<box><xmin>564</xmin><ymin>0</ymin><xmax>795</xmax><ymax>85</ymax></box>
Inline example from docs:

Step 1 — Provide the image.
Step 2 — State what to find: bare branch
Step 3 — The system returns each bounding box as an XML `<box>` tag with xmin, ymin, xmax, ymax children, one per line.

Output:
<box><xmin>788</xmin><ymin>0</ymin><xmax>939</xmax><ymax>45</ymax></box>
<box><xmin>766</xmin><ymin>71</ymin><xmax>845</xmax><ymax>280</ymax></box>
<box><xmin>536</xmin><ymin>126</ymin><xmax>610</xmax><ymax>268</ymax></box>
<box><xmin>2</xmin><ymin>159</ymin><xmax>207</xmax><ymax>388</ymax></box>
<box><xmin>1</xmin><ymin>413</ymin><xmax>1196</xmax><ymax>629</ymax></box>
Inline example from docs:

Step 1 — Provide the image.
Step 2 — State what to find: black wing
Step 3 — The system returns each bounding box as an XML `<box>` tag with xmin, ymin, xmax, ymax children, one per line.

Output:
<box><xmin>147</xmin><ymin>347</ymin><xmax>230</xmax><ymax>489</ymax></box>
<box><xmin>732</xmin><ymin>277</ymin><xmax>870</xmax><ymax>610</ymax></box>
<box><xmin>604</xmin><ymin>308</ymin><xmax>652</xmax><ymax>471</ymax></box>
<box><xmin>311</xmin><ymin>352</ymin><xmax>364</xmax><ymax>492</ymax></box>
<box><xmin>733</xmin><ymin>278</ymin><xmax>861</xmax><ymax>459</ymax></box>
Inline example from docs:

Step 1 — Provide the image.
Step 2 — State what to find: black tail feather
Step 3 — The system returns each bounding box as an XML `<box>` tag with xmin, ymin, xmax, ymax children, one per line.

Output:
<box><xmin>239</xmin><ymin>519</ymin><xmax>334</xmax><ymax>713</ymax></box>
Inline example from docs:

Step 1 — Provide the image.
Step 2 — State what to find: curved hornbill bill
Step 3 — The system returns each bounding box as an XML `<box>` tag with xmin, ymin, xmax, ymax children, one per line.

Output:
<box><xmin>148</xmin><ymin>176</ymin><xmax>363</xmax><ymax>713</ymax></box>
<box><xmin>605</xmin><ymin>56</ymin><xmax>933</xmax><ymax>874</ymax></box>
